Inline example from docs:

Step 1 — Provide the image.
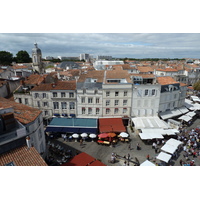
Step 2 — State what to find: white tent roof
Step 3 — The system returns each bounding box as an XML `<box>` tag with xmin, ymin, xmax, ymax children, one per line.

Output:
<box><xmin>162</xmin><ymin>129</ymin><xmax>178</xmax><ymax>136</ymax></box>
<box><xmin>156</xmin><ymin>152</ymin><xmax>172</xmax><ymax>163</ymax></box>
<box><xmin>178</xmin><ymin>115</ymin><xmax>192</xmax><ymax>122</ymax></box>
<box><xmin>131</xmin><ymin>117</ymin><xmax>169</xmax><ymax>129</ymax></box>
<box><xmin>159</xmin><ymin>108</ymin><xmax>182</xmax><ymax>120</ymax></box>
<box><xmin>140</xmin><ymin>160</ymin><xmax>156</xmax><ymax>166</ymax></box>
<box><xmin>139</xmin><ymin>129</ymin><xmax>164</xmax><ymax>140</ymax></box>
<box><xmin>186</xmin><ymin>111</ymin><xmax>196</xmax><ymax>117</ymax></box>
<box><xmin>178</xmin><ymin>106</ymin><xmax>189</xmax><ymax>114</ymax></box>
<box><xmin>161</xmin><ymin>138</ymin><xmax>182</xmax><ymax>154</ymax></box>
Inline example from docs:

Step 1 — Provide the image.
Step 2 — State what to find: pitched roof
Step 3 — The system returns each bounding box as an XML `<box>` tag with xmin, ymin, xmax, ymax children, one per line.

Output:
<box><xmin>78</xmin><ymin>70</ymin><xmax>104</xmax><ymax>83</ymax></box>
<box><xmin>130</xmin><ymin>73</ymin><xmax>155</xmax><ymax>79</ymax></box>
<box><xmin>0</xmin><ymin>145</ymin><xmax>47</xmax><ymax>166</ymax></box>
<box><xmin>137</xmin><ymin>66</ymin><xmax>154</xmax><ymax>73</ymax></box>
<box><xmin>24</xmin><ymin>74</ymin><xmax>46</xmax><ymax>85</ymax></box>
<box><xmin>157</xmin><ymin>76</ymin><xmax>179</xmax><ymax>85</ymax></box>
<box><xmin>105</xmin><ymin>70</ymin><xmax>132</xmax><ymax>83</ymax></box>
<box><xmin>156</xmin><ymin>68</ymin><xmax>178</xmax><ymax>72</ymax></box>
<box><xmin>12</xmin><ymin>65</ymin><xmax>28</xmax><ymax>70</ymax></box>
<box><xmin>31</xmin><ymin>80</ymin><xmax>76</xmax><ymax>91</ymax></box>
<box><xmin>0</xmin><ymin>97</ymin><xmax>41</xmax><ymax>125</ymax></box>
<box><xmin>180</xmin><ymin>82</ymin><xmax>187</xmax><ymax>87</ymax></box>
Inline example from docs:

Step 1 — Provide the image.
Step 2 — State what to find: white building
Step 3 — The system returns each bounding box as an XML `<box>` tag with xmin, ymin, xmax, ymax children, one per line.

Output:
<box><xmin>80</xmin><ymin>53</ymin><xmax>90</xmax><ymax>62</ymax></box>
<box><xmin>131</xmin><ymin>84</ymin><xmax>161</xmax><ymax>117</ymax></box>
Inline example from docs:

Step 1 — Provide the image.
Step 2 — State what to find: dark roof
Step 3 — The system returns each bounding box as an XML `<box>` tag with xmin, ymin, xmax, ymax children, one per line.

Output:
<box><xmin>58</xmin><ymin>61</ymin><xmax>81</xmax><ymax>70</ymax></box>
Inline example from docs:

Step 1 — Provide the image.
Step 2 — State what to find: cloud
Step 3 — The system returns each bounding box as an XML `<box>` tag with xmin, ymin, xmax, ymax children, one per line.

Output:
<box><xmin>0</xmin><ymin>33</ymin><xmax>200</xmax><ymax>58</ymax></box>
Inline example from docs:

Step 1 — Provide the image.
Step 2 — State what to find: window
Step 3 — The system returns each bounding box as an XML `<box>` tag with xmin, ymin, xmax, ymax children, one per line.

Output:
<box><xmin>123</xmin><ymin>100</ymin><xmax>127</xmax><ymax>106</ymax></box>
<box><xmin>124</xmin><ymin>91</ymin><xmax>128</xmax><ymax>96</ymax></box>
<box><xmin>106</xmin><ymin>91</ymin><xmax>110</xmax><ymax>97</ymax></box>
<box><xmin>43</xmin><ymin>93</ymin><xmax>47</xmax><ymax>98</ymax></box>
<box><xmin>152</xmin><ymin>89</ymin><xmax>156</xmax><ymax>96</ymax></box>
<box><xmin>18</xmin><ymin>98</ymin><xmax>22</xmax><ymax>103</ymax></box>
<box><xmin>61</xmin><ymin>92</ymin><xmax>65</xmax><ymax>97</ymax></box>
<box><xmin>96</xmin><ymin>98</ymin><xmax>100</xmax><ymax>104</ymax></box>
<box><xmin>43</xmin><ymin>102</ymin><xmax>48</xmax><ymax>107</ymax></box>
<box><xmin>81</xmin><ymin>97</ymin><xmax>85</xmax><ymax>103</ymax></box>
<box><xmin>88</xmin><ymin>98</ymin><xmax>93</xmax><ymax>104</ymax></box>
<box><xmin>123</xmin><ymin>108</ymin><xmax>127</xmax><ymax>113</ymax></box>
<box><xmin>61</xmin><ymin>102</ymin><xmax>67</xmax><ymax>109</ymax></box>
<box><xmin>37</xmin><ymin>101</ymin><xmax>40</xmax><ymax>107</ymax></box>
<box><xmin>82</xmin><ymin>107</ymin><xmax>86</xmax><ymax>114</ymax></box>
<box><xmin>25</xmin><ymin>98</ymin><xmax>28</xmax><ymax>105</ymax></box>
<box><xmin>114</xmin><ymin>108</ymin><xmax>119</xmax><ymax>114</ymax></box>
<box><xmin>45</xmin><ymin>111</ymin><xmax>48</xmax><ymax>116</ymax></box>
<box><xmin>53</xmin><ymin>102</ymin><xmax>59</xmax><ymax>109</ymax></box>
<box><xmin>115</xmin><ymin>91</ymin><xmax>119</xmax><ymax>97</ymax></box>
<box><xmin>106</xmin><ymin>100</ymin><xmax>110</xmax><ymax>106</ymax></box>
<box><xmin>53</xmin><ymin>92</ymin><xmax>57</xmax><ymax>97</ymax></box>
<box><xmin>35</xmin><ymin>93</ymin><xmax>39</xmax><ymax>98</ymax></box>
<box><xmin>145</xmin><ymin>89</ymin><xmax>148</xmax><ymax>96</ymax></box>
<box><xmin>88</xmin><ymin>108</ymin><xmax>92</xmax><ymax>114</ymax></box>
<box><xmin>69</xmin><ymin>92</ymin><xmax>74</xmax><ymax>98</ymax></box>
<box><xmin>70</xmin><ymin>102</ymin><xmax>75</xmax><ymax>110</ymax></box>
<box><xmin>115</xmin><ymin>100</ymin><xmax>119</xmax><ymax>106</ymax></box>
<box><xmin>96</xmin><ymin>108</ymin><xmax>99</xmax><ymax>115</ymax></box>
<box><xmin>106</xmin><ymin>108</ymin><xmax>110</xmax><ymax>114</ymax></box>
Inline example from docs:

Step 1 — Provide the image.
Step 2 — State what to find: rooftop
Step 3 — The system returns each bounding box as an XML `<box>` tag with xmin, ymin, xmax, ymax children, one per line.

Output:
<box><xmin>24</xmin><ymin>74</ymin><xmax>46</xmax><ymax>85</ymax></box>
<box><xmin>31</xmin><ymin>80</ymin><xmax>76</xmax><ymax>91</ymax></box>
<box><xmin>0</xmin><ymin>97</ymin><xmax>41</xmax><ymax>125</ymax></box>
<box><xmin>157</xmin><ymin>76</ymin><xmax>179</xmax><ymax>85</ymax></box>
<box><xmin>0</xmin><ymin>145</ymin><xmax>47</xmax><ymax>166</ymax></box>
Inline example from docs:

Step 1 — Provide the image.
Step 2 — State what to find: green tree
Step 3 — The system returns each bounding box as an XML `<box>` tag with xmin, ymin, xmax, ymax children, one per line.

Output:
<box><xmin>193</xmin><ymin>81</ymin><xmax>200</xmax><ymax>91</ymax></box>
<box><xmin>16</xmin><ymin>50</ymin><xmax>31</xmax><ymax>63</ymax></box>
<box><xmin>0</xmin><ymin>51</ymin><xmax>13</xmax><ymax>65</ymax></box>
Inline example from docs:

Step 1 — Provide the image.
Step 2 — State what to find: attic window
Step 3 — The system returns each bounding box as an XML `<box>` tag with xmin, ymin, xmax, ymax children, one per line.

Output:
<box><xmin>4</xmin><ymin>161</ymin><xmax>16</xmax><ymax>166</ymax></box>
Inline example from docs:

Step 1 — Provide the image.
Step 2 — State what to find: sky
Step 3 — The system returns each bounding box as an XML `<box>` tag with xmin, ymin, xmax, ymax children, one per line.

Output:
<box><xmin>0</xmin><ymin>33</ymin><xmax>200</xmax><ymax>59</ymax></box>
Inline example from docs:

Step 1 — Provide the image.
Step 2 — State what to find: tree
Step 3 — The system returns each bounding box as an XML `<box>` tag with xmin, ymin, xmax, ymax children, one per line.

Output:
<box><xmin>16</xmin><ymin>50</ymin><xmax>31</xmax><ymax>63</ymax></box>
<box><xmin>0</xmin><ymin>51</ymin><xmax>13</xmax><ymax>65</ymax></box>
<box><xmin>193</xmin><ymin>81</ymin><xmax>200</xmax><ymax>91</ymax></box>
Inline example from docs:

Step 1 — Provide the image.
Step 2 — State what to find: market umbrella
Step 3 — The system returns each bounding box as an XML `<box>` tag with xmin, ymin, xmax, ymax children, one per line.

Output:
<box><xmin>107</xmin><ymin>133</ymin><xmax>116</xmax><ymax>137</ymax></box>
<box><xmin>98</xmin><ymin>133</ymin><xmax>109</xmax><ymax>138</ymax></box>
<box><xmin>89</xmin><ymin>134</ymin><xmax>97</xmax><ymax>142</ymax></box>
<box><xmin>72</xmin><ymin>133</ymin><xmax>79</xmax><ymax>142</ymax></box>
<box><xmin>81</xmin><ymin>133</ymin><xmax>88</xmax><ymax>138</ymax></box>
<box><xmin>119</xmin><ymin>132</ymin><xmax>129</xmax><ymax>138</ymax></box>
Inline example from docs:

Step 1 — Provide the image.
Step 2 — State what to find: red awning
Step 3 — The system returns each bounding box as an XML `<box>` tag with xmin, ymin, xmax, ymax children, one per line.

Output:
<box><xmin>99</xmin><ymin>118</ymin><xmax>126</xmax><ymax>133</ymax></box>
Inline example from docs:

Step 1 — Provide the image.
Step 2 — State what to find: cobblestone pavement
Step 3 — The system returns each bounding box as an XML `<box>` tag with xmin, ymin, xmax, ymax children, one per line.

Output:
<box><xmin>50</xmin><ymin>118</ymin><xmax>200</xmax><ymax>166</ymax></box>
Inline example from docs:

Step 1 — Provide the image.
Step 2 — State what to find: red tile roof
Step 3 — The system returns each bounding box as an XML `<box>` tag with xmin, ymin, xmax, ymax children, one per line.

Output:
<box><xmin>0</xmin><ymin>97</ymin><xmax>42</xmax><ymax>124</ymax></box>
<box><xmin>24</xmin><ymin>74</ymin><xmax>46</xmax><ymax>85</ymax></box>
<box><xmin>137</xmin><ymin>66</ymin><xmax>154</xmax><ymax>73</ymax></box>
<box><xmin>31</xmin><ymin>80</ymin><xmax>76</xmax><ymax>91</ymax></box>
<box><xmin>180</xmin><ymin>82</ymin><xmax>187</xmax><ymax>87</ymax></box>
<box><xmin>12</xmin><ymin>65</ymin><xmax>28</xmax><ymax>69</ymax></box>
<box><xmin>130</xmin><ymin>73</ymin><xmax>155</xmax><ymax>79</ymax></box>
<box><xmin>156</xmin><ymin>68</ymin><xmax>178</xmax><ymax>72</ymax></box>
<box><xmin>157</xmin><ymin>76</ymin><xmax>178</xmax><ymax>85</ymax></box>
<box><xmin>0</xmin><ymin>145</ymin><xmax>47</xmax><ymax>166</ymax></box>
<box><xmin>62</xmin><ymin>152</ymin><xmax>106</xmax><ymax>166</ymax></box>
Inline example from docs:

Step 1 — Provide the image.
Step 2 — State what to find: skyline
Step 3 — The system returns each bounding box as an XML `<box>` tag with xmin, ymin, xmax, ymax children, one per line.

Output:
<box><xmin>0</xmin><ymin>33</ymin><xmax>200</xmax><ymax>59</ymax></box>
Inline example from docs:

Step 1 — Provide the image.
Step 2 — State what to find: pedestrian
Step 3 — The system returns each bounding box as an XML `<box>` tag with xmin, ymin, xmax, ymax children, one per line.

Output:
<box><xmin>123</xmin><ymin>161</ymin><xmax>127</xmax><ymax>166</ymax></box>
<box><xmin>155</xmin><ymin>147</ymin><xmax>158</xmax><ymax>153</ymax></box>
<box><xmin>152</xmin><ymin>142</ymin><xmax>156</xmax><ymax>149</ymax></box>
<box><xmin>63</xmin><ymin>134</ymin><xmax>66</xmax><ymax>141</ymax></box>
<box><xmin>146</xmin><ymin>154</ymin><xmax>150</xmax><ymax>160</ymax></box>
<box><xmin>80</xmin><ymin>139</ymin><xmax>83</xmax><ymax>146</ymax></box>
<box><xmin>127</xmin><ymin>153</ymin><xmax>130</xmax><ymax>160</ymax></box>
<box><xmin>128</xmin><ymin>144</ymin><xmax>131</xmax><ymax>150</ymax></box>
<box><xmin>179</xmin><ymin>159</ymin><xmax>183</xmax><ymax>166</ymax></box>
<box><xmin>136</xmin><ymin>143</ymin><xmax>140</xmax><ymax>150</ymax></box>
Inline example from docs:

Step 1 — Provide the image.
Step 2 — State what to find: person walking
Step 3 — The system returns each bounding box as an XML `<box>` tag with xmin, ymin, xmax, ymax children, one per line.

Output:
<box><xmin>146</xmin><ymin>154</ymin><xmax>150</xmax><ymax>161</ymax></box>
<box><xmin>136</xmin><ymin>143</ymin><xmax>140</xmax><ymax>150</ymax></box>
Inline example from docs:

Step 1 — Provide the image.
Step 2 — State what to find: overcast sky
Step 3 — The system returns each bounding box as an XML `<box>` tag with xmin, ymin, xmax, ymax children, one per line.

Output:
<box><xmin>0</xmin><ymin>33</ymin><xmax>200</xmax><ymax>59</ymax></box>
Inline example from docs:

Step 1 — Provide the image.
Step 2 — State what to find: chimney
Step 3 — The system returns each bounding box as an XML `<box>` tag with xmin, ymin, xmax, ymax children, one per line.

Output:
<box><xmin>26</xmin><ymin>136</ymin><xmax>31</xmax><ymax>149</ymax></box>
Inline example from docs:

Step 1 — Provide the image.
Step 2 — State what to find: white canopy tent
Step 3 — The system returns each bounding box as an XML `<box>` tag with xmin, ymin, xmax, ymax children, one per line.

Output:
<box><xmin>131</xmin><ymin>117</ymin><xmax>169</xmax><ymax>129</ymax></box>
<box><xmin>178</xmin><ymin>115</ymin><xmax>192</xmax><ymax>122</ymax></box>
<box><xmin>156</xmin><ymin>152</ymin><xmax>172</xmax><ymax>163</ymax></box>
<box><xmin>161</xmin><ymin>138</ymin><xmax>182</xmax><ymax>154</ymax></box>
<box><xmin>178</xmin><ymin>106</ymin><xmax>189</xmax><ymax>114</ymax></box>
<box><xmin>162</xmin><ymin>129</ymin><xmax>178</xmax><ymax>136</ymax></box>
<box><xmin>159</xmin><ymin>108</ymin><xmax>182</xmax><ymax>120</ymax></box>
<box><xmin>140</xmin><ymin>160</ymin><xmax>156</xmax><ymax>166</ymax></box>
<box><xmin>186</xmin><ymin>111</ymin><xmax>196</xmax><ymax>118</ymax></box>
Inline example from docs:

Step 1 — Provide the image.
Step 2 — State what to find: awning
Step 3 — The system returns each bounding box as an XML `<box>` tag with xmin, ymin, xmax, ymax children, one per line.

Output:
<box><xmin>156</xmin><ymin>152</ymin><xmax>172</xmax><ymax>163</ymax></box>
<box><xmin>185</xmin><ymin>111</ymin><xmax>196</xmax><ymax>118</ymax></box>
<box><xmin>161</xmin><ymin>138</ymin><xmax>182</xmax><ymax>154</ymax></box>
<box><xmin>140</xmin><ymin>129</ymin><xmax>164</xmax><ymax>140</ymax></box>
<box><xmin>162</xmin><ymin>129</ymin><xmax>178</xmax><ymax>136</ymax></box>
<box><xmin>178</xmin><ymin>107</ymin><xmax>189</xmax><ymax>114</ymax></box>
<box><xmin>140</xmin><ymin>160</ymin><xmax>156</xmax><ymax>166</ymax></box>
<box><xmin>178</xmin><ymin>115</ymin><xmax>192</xmax><ymax>122</ymax></box>
<box><xmin>131</xmin><ymin>117</ymin><xmax>169</xmax><ymax>129</ymax></box>
<box><xmin>159</xmin><ymin>108</ymin><xmax>182</xmax><ymax>120</ymax></box>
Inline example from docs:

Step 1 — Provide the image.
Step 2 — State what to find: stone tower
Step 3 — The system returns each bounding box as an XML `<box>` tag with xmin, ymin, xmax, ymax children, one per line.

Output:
<box><xmin>32</xmin><ymin>43</ymin><xmax>45</xmax><ymax>73</ymax></box>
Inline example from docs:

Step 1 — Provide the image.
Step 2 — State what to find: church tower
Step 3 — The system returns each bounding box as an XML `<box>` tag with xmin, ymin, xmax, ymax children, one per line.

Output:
<box><xmin>32</xmin><ymin>43</ymin><xmax>45</xmax><ymax>73</ymax></box>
